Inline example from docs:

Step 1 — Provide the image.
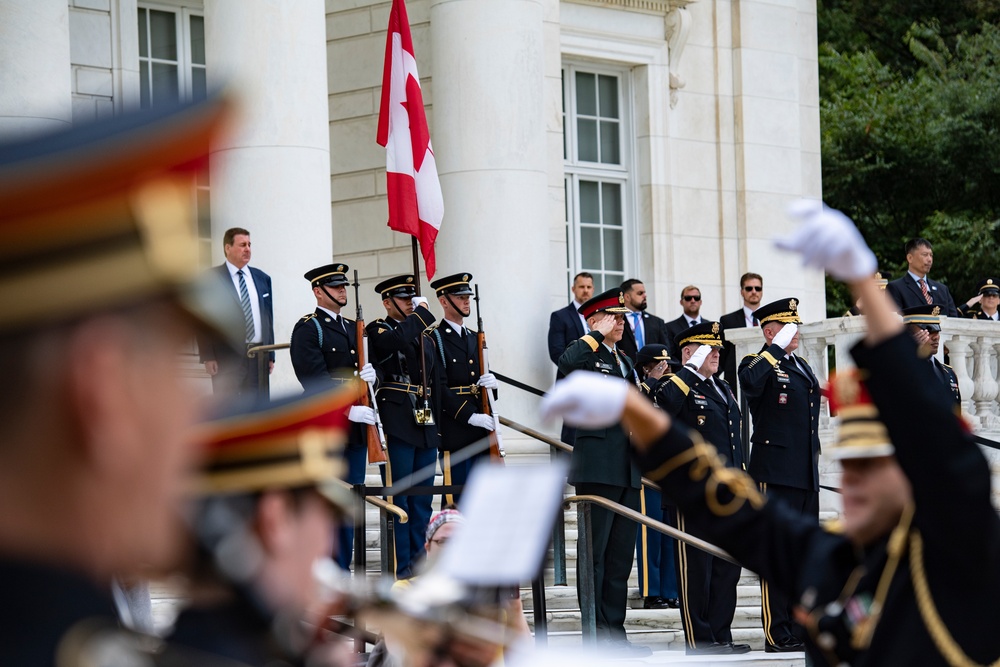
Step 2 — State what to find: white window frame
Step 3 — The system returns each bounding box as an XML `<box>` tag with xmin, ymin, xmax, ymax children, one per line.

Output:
<box><xmin>137</xmin><ymin>2</ymin><xmax>205</xmax><ymax>107</ymax></box>
<box><xmin>562</xmin><ymin>62</ymin><xmax>638</xmax><ymax>294</ymax></box>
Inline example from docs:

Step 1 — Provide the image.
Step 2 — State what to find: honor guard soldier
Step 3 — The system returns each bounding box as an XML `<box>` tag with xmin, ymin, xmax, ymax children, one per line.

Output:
<box><xmin>170</xmin><ymin>384</ymin><xmax>361</xmax><ymax>667</ymax></box>
<box><xmin>367</xmin><ymin>275</ymin><xmax>441</xmax><ymax>578</ymax></box>
<box><xmin>0</xmin><ymin>96</ymin><xmax>247</xmax><ymax>665</ymax></box>
<box><xmin>656</xmin><ymin>323</ymin><xmax>749</xmax><ymax>655</ymax></box>
<box><xmin>901</xmin><ymin>305</ymin><xmax>961</xmax><ymax>407</ymax></box>
<box><xmin>738</xmin><ymin>297</ymin><xmax>820</xmax><ymax>653</ymax></box>
<box><xmin>426</xmin><ymin>273</ymin><xmax>499</xmax><ymax>503</ymax></box>
<box><xmin>557</xmin><ymin>288</ymin><xmax>651</xmax><ymax>657</ymax></box>
<box><xmin>546</xmin><ymin>203</ymin><xmax>1000</xmax><ymax>666</ymax></box>
<box><xmin>290</xmin><ymin>263</ymin><xmax>378</xmax><ymax>570</ymax></box>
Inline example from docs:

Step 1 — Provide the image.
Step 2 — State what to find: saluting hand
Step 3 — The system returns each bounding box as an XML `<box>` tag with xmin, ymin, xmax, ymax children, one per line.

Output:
<box><xmin>590</xmin><ymin>313</ymin><xmax>617</xmax><ymax>337</ymax></box>
<box><xmin>777</xmin><ymin>199</ymin><xmax>877</xmax><ymax>282</ymax></box>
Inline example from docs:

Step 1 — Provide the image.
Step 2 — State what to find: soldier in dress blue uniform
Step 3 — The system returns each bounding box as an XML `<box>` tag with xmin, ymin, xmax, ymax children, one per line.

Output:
<box><xmin>557</xmin><ymin>288</ymin><xmax>651</xmax><ymax>657</ymax></box>
<box><xmin>901</xmin><ymin>305</ymin><xmax>961</xmax><ymax>408</ymax></box>
<box><xmin>738</xmin><ymin>297</ymin><xmax>820</xmax><ymax>653</ymax></box>
<box><xmin>961</xmin><ymin>278</ymin><xmax>1000</xmax><ymax>320</ymax></box>
<box><xmin>655</xmin><ymin>323</ymin><xmax>749</xmax><ymax>655</ymax></box>
<box><xmin>425</xmin><ymin>273</ymin><xmax>499</xmax><ymax>505</ymax></box>
<box><xmin>290</xmin><ymin>263</ymin><xmax>378</xmax><ymax>570</ymax></box>
<box><xmin>367</xmin><ymin>275</ymin><xmax>441</xmax><ymax>578</ymax></box>
<box><xmin>0</xmin><ymin>95</ymin><xmax>248</xmax><ymax>665</ymax></box>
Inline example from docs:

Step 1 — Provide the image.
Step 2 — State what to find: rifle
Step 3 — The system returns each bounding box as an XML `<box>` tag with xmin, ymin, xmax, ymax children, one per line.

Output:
<box><xmin>353</xmin><ymin>271</ymin><xmax>387</xmax><ymax>465</ymax></box>
<box><xmin>473</xmin><ymin>284</ymin><xmax>505</xmax><ymax>462</ymax></box>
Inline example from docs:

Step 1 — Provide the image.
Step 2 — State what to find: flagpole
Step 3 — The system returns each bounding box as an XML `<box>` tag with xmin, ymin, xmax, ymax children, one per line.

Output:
<box><xmin>411</xmin><ymin>237</ymin><xmax>422</xmax><ymax>297</ymax></box>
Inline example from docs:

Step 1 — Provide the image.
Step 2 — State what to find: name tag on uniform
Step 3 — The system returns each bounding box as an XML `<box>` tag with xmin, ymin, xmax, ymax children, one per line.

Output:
<box><xmin>778</xmin><ymin>393</ymin><xmax>788</xmax><ymax>405</ymax></box>
<box><xmin>693</xmin><ymin>397</ymin><xmax>709</xmax><ymax>407</ymax></box>
<box><xmin>595</xmin><ymin>361</ymin><xmax>614</xmax><ymax>374</ymax></box>
<box><xmin>775</xmin><ymin>368</ymin><xmax>790</xmax><ymax>381</ymax></box>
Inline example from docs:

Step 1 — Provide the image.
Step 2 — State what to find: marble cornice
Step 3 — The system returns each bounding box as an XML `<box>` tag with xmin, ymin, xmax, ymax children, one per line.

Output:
<box><xmin>564</xmin><ymin>0</ymin><xmax>695</xmax><ymax>13</ymax></box>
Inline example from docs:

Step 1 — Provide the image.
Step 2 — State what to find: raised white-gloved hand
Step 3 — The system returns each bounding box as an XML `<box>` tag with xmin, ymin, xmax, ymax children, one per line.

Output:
<box><xmin>772</xmin><ymin>323</ymin><xmax>798</xmax><ymax>350</ymax></box>
<box><xmin>540</xmin><ymin>371</ymin><xmax>628</xmax><ymax>429</ymax></box>
<box><xmin>468</xmin><ymin>413</ymin><xmax>495</xmax><ymax>431</ymax></box>
<box><xmin>477</xmin><ymin>372</ymin><xmax>499</xmax><ymax>390</ymax></box>
<box><xmin>349</xmin><ymin>406</ymin><xmax>377</xmax><ymax>424</ymax></box>
<box><xmin>686</xmin><ymin>344</ymin><xmax>713</xmax><ymax>372</ymax></box>
<box><xmin>776</xmin><ymin>200</ymin><xmax>878</xmax><ymax>282</ymax></box>
<box><xmin>358</xmin><ymin>363</ymin><xmax>377</xmax><ymax>384</ymax></box>
<box><xmin>411</xmin><ymin>296</ymin><xmax>429</xmax><ymax>310</ymax></box>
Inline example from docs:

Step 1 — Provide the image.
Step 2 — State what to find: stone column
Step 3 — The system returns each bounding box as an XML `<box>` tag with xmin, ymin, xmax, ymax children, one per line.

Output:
<box><xmin>0</xmin><ymin>0</ymin><xmax>72</xmax><ymax>139</ymax></box>
<box><xmin>205</xmin><ymin>0</ymin><xmax>333</xmax><ymax>396</ymax></box>
<box><xmin>430</xmin><ymin>0</ymin><xmax>551</xmax><ymax>438</ymax></box>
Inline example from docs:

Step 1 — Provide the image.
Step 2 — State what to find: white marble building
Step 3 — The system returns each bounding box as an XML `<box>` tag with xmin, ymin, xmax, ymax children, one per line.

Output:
<box><xmin>0</xmin><ymin>0</ymin><xmax>824</xmax><ymax>419</ymax></box>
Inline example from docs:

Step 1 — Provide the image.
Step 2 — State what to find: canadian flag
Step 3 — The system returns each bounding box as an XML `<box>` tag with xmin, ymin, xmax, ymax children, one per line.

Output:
<box><xmin>376</xmin><ymin>0</ymin><xmax>443</xmax><ymax>279</ymax></box>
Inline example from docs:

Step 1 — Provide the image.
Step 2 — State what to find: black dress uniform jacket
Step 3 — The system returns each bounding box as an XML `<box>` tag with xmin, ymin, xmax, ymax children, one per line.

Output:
<box><xmin>656</xmin><ymin>367</ymin><xmax>745</xmax><ymax>471</ymax></box>
<box><xmin>427</xmin><ymin>319</ymin><xmax>490</xmax><ymax>452</ymax></box>
<box><xmin>366</xmin><ymin>304</ymin><xmax>441</xmax><ymax>448</ymax></box>
<box><xmin>290</xmin><ymin>308</ymin><xmax>367</xmax><ymax>448</ymax></box>
<box><xmin>558</xmin><ymin>332</ymin><xmax>641</xmax><ymax>489</ymax></box>
<box><xmin>633</xmin><ymin>332</ymin><xmax>1000</xmax><ymax>666</ymax></box>
<box><xmin>739</xmin><ymin>343</ymin><xmax>821</xmax><ymax>491</ymax></box>
<box><xmin>929</xmin><ymin>357</ymin><xmax>961</xmax><ymax>407</ymax></box>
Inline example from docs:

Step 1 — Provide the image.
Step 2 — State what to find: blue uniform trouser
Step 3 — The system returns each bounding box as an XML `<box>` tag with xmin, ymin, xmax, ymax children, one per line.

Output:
<box><xmin>635</xmin><ymin>486</ymin><xmax>678</xmax><ymax>600</ymax></box>
<box><xmin>335</xmin><ymin>443</ymin><xmax>368</xmax><ymax>571</ymax></box>
<box><xmin>380</xmin><ymin>437</ymin><xmax>437</xmax><ymax>579</ymax></box>
<box><xmin>438</xmin><ymin>447</ymin><xmax>491</xmax><ymax>506</ymax></box>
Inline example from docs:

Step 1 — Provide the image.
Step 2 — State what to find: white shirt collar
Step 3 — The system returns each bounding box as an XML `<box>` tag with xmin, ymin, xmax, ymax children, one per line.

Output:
<box><xmin>444</xmin><ymin>318</ymin><xmax>466</xmax><ymax>334</ymax></box>
<box><xmin>318</xmin><ymin>306</ymin><xmax>341</xmax><ymax>319</ymax></box>
<box><xmin>225</xmin><ymin>260</ymin><xmax>250</xmax><ymax>277</ymax></box>
<box><xmin>908</xmin><ymin>270</ymin><xmax>928</xmax><ymax>283</ymax></box>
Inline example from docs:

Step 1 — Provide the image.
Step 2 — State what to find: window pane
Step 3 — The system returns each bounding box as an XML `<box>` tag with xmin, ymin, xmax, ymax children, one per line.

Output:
<box><xmin>579</xmin><ymin>181</ymin><xmax>599</xmax><ymax>224</ymax></box>
<box><xmin>602</xmin><ymin>183</ymin><xmax>622</xmax><ymax>226</ymax></box>
<box><xmin>598</xmin><ymin>75</ymin><xmax>618</xmax><ymax>118</ymax></box>
<box><xmin>600</xmin><ymin>120</ymin><xmax>620</xmax><ymax>164</ymax></box>
<box><xmin>606</xmin><ymin>273</ymin><xmax>624</xmax><ymax>290</ymax></box>
<box><xmin>152</xmin><ymin>62</ymin><xmax>180</xmax><ymax>104</ymax></box>
<box><xmin>577</xmin><ymin>118</ymin><xmax>598</xmax><ymax>162</ymax></box>
<box><xmin>575</xmin><ymin>72</ymin><xmax>596</xmax><ymax>116</ymax></box>
<box><xmin>190</xmin><ymin>15</ymin><xmax>205</xmax><ymax>65</ymax></box>
<box><xmin>139</xmin><ymin>61</ymin><xmax>150</xmax><ymax>108</ymax></box>
<box><xmin>138</xmin><ymin>9</ymin><xmax>148</xmax><ymax>58</ymax></box>
<box><xmin>192</xmin><ymin>67</ymin><xmax>207</xmax><ymax>101</ymax></box>
<box><xmin>150</xmin><ymin>10</ymin><xmax>178</xmax><ymax>61</ymax></box>
<box><xmin>603</xmin><ymin>229</ymin><xmax>623</xmax><ymax>271</ymax></box>
<box><xmin>581</xmin><ymin>226</ymin><xmax>601</xmax><ymax>269</ymax></box>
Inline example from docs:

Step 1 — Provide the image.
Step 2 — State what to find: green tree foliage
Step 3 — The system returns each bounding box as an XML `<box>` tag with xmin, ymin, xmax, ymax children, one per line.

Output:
<box><xmin>819</xmin><ymin>11</ymin><xmax>1000</xmax><ymax>315</ymax></box>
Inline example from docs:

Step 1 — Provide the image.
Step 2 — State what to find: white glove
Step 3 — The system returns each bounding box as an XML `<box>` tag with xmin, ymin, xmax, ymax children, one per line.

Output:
<box><xmin>686</xmin><ymin>344</ymin><xmax>713</xmax><ymax>371</ymax></box>
<box><xmin>411</xmin><ymin>296</ymin><xmax>429</xmax><ymax>310</ymax></box>
<box><xmin>358</xmin><ymin>363</ymin><xmax>377</xmax><ymax>384</ymax></box>
<box><xmin>477</xmin><ymin>372</ymin><xmax>499</xmax><ymax>390</ymax></box>
<box><xmin>772</xmin><ymin>323</ymin><xmax>798</xmax><ymax>350</ymax></box>
<box><xmin>349</xmin><ymin>405</ymin><xmax>377</xmax><ymax>424</ymax></box>
<box><xmin>468</xmin><ymin>413</ymin><xmax>495</xmax><ymax>431</ymax></box>
<box><xmin>776</xmin><ymin>200</ymin><xmax>877</xmax><ymax>281</ymax></box>
<box><xmin>540</xmin><ymin>371</ymin><xmax>628</xmax><ymax>429</ymax></box>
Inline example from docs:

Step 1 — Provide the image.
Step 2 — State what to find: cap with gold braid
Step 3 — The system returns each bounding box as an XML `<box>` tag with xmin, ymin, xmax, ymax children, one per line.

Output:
<box><xmin>901</xmin><ymin>305</ymin><xmax>942</xmax><ymax>332</ymax></box>
<box><xmin>825</xmin><ymin>370</ymin><xmax>894</xmax><ymax>460</ymax></box>
<box><xmin>375</xmin><ymin>274</ymin><xmax>417</xmax><ymax>299</ymax></box>
<box><xmin>429</xmin><ymin>272</ymin><xmax>474</xmax><ymax>297</ymax></box>
<box><xmin>578</xmin><ymin>287</ymin><xmax>629</xmax><ymax>318</ymax></box>
<box><xmin>0</xmin><ymin>95</ymin><xmax>240</xmax><ymax>338</ymax></box>
<box><xmin>304</xmin><ymin>263</ymin><xmax>350</xmax><ymax>288</ymax></box>
<box><xmin>636</xmin><ymin>344</ymin><xmax>680</xmax><ymax>369</ymax></box>
<box><xmin>674</xmin><ymin>321</ymin><xmax>724</xmax><ymax>349</ymax></box>
<box><xmin>754</xmin><ymin>297</ymin><xmax>803</xmax><ymax>326</ymax></box>
<box><xmin>195</xmin><ymin>380</ymin><xmax>366</xmax><ymax>514</ymax></box>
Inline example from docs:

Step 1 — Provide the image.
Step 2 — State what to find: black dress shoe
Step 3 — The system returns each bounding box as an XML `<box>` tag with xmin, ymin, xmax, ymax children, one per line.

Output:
<box><xmin>728</xmin><ymin>642</ymin><xmax>752</xmax><ymax>654</ymax></box>
<box><xmin>643</xmin><ymin>596</ymin><xmax>669</xmax><ymax>609</ymax></box>
<box><xmin>765</xmin><ymin>637</ymin><xmax>805</xmax><ymax>652</ymax></box>
<box><xmin>664</xmin><ymin>597</ymin><xmax>680</xmax><ymax>608</ymax></box>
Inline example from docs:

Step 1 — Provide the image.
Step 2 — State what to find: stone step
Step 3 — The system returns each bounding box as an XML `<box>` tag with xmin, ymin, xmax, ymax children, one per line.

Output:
<box><xmin>532</xmin><ymin>604</ymin><xmax>763</xmax><ymax>634</ymax></box>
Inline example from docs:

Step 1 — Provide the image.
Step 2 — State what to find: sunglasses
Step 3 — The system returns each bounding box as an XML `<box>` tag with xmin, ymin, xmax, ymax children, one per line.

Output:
<box><xmin>683</xmin><ymin>295</ymin><xmax>701</xmax><ymax>302</ymax></box>
<box><xmin>743</xmin><ymin>286</ymin><xmax>763</xmax><ymax>292</ymax></box>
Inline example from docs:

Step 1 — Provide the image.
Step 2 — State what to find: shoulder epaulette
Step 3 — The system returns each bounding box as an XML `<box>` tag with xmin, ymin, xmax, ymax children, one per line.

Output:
<box><xmin>744</xmin><ymin>351</ymin><xmax>778</xmax><ymax>369</ymax></box>
<box><xmin>298</xmin><ymin>312</ymin><xmax>317</xmax><ymax>322</ymax></box>
<box><xmin>822</xmin><ymin>518</ymin><xmax>844</xmax><ymax>534</ymax></box>
<box><xmin>669</xmin><ymin>374</ymin><xmax>690</xmax><ymax>396</ymax></box>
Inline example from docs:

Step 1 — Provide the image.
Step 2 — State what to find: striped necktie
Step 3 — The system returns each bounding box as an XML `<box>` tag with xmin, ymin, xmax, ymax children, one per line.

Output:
<box><xmin>920</xmin><ymin>278</ymin><xmax>933</xmax><ymax>305</ymax></box>
<box><xmin>237</xmin><ymin>269</ymin><xmax>255</xmax><ymax>342</ymax></box>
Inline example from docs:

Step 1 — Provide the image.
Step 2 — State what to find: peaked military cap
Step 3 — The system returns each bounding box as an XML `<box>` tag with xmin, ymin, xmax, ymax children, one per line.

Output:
<box><xmin>194</xmin><ymin>381</ymin><xmax>365</xmax><ymax>515</ymax></box>
<box><xmin>901</xmin><ymin>304</ymin><xmax>942</xmax><ymax>332</ymax></box>
<box><xmin>375</xmin><ymin>274</ymin><xmax>418</xmax><ymax>299</ymax></box>
<box><xmin>875</xmin><ymin>271</ymin><xmax>890</xmax><ymax>290</ymax></box>
<box><xmin>305</xmin><ymin>263</ymin><xmax>350</xmax><ymax>288</ymax></box>
<box><xmin>825</xmin><ymin>370</ymin><xmax>894</xmax><ymax>460</ymax></box>
<box><xmin>978</xmin><ymin>278</ymin><xmax>1000</xmax><ymax>297</ymax></box>
<box><xmin>579</xmin><ymin>288</ymin><xmax>629</xmax><ymax>318</ymax></box>
<box><xmin>430</xmin><ymin>272</ymin><xmax>474</xmax><ymax>296</ymax></box>
<box><xmin>675</xmin><ymin>321</ymin><xmax>724</xmax><ymax>349</ymax></box>
<box><xmin>636</xmin><ymin>344</ymin><xmax>680</xmax><ymax>368</ymax></box>
<box><xmin>0</xmin><ymin>94</ymin><xmax>242</xmax><ymax>341</ymax></box>
<box><xmin>755</xmin><ymin>297</ymin><xmax>803</xmax><ymax>326</ymax></box>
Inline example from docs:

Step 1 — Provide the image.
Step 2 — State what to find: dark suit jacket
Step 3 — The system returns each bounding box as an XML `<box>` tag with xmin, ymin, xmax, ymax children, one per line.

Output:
<box><xmin>738</xmin><ymin>343</ymin><xmax>821</xmax><ymax>491</ymax></box>
<box><xmin>198</xmin><ymin>264</ymin><xmax>275</xmax><ymax>363</ymax></box>
<box><xmin>618</xmin><ymin>310</ymin><xmax>669</xmax><ymax>363</ymax></box>
<box><xmin>558</xmin><ymin>332</ymin><xmax>641</xmax><ymax>489</ymax></box>
<box><xmin>718</xmin><ymin>308</ymin><xmax>750</xmax><ymax>397</ymax></box>
<box><xmin>886</xmin><ymin>275</ymin><xmax>959</xmax><ymax>317</ymax></box>
<box><xmin>548</xmin><ymin>303</ymin><xmax>586</xmax><ymax>378</ymax></box>
<box><xmin>664</xmin><ymin>314</ymin><xmax>705</xmax><ymax>360</ymax></box>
